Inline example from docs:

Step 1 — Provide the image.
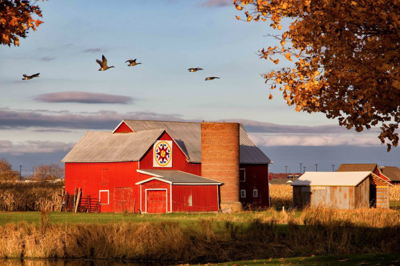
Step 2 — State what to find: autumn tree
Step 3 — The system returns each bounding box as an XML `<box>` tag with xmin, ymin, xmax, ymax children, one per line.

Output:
<box><xmin>235</xmin><ymin>0</ymin><xmax>400</xmax><ymax>150</ymax></box>
<box><xmin>0</xmin><ymin>158</ymin><xmax>19</xmax><ymax>181</ymax></box>
<box><xmin>33</xmin><ymin>163</ymin><xmax>64</xmax><ymax>181</ymax></box>
<box><xmin>0</xmin><ymin>0</ymin><xmax>44</xmax><ymax>46</ymax></box>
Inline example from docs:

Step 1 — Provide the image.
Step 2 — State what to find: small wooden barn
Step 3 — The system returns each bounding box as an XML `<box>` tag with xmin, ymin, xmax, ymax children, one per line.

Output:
<box><xmin>292</xmin><ymin>171</ymin><xmax>392</xmax><ymax>209</ymax></box>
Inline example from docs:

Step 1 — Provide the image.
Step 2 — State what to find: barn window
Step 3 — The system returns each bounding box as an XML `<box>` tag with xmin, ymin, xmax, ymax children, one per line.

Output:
<box><xmin>240</xmin><ymin>189</ymin><xmax>246</xmax><ymax>198</ymax></box>
<box><xmin>240</xmin><ymin>168</ymin><xmax>246</xmax><ymax>182</ymax></box>
<box><xmin>253</xmin><ymin>189</ymin><xmax>258</xmax><ymax>197</ymax></box>
<box><xmin>99</xmin><ymin>190</ymin><xmax>109</xmax><ymax>205</ymax></box>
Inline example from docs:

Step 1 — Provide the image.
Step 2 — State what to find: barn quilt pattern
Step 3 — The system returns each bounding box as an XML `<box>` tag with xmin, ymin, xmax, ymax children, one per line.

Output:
<box><xmin>153</xmin><ymin>140</ymin><xmax>172</xmax><ymax>167</ymax></box>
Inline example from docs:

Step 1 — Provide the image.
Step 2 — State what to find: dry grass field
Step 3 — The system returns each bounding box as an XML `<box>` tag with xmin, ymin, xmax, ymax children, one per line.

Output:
<box><xmin>0</xmin><ymin>182</ymin><xmax>63</xmax><ymax>212</ymax></box>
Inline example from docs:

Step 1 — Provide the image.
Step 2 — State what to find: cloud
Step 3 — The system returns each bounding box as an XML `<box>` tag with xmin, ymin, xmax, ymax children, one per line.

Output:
<box><xmin>0</xmin><ymin>108</ymin><xmax>186</xmax><ymax>130</ymax></box>
<box><xmin>40</xmin><ymin>57</ymin><xmax>55</xmax><ymax>61</ymax></box>
<box><xmin>35</xmin><ymin>92</ymin><xmax>134</xmax><ymax>104</ymax></box>
<box><xmin>248</xmin><ymin>133</ymin><xmax>382</xmax><ymax>147</ymax></box>
<box><xmin>202</xmin><ymin>0</ymin><xmax>231</xmax><ymax>7</ymax></box>
<box><xmin>0</xmin><ymin>140</ymin><xmax>73</xmax><ymax>155</ymax></box>
<box><xmin>83</xmin><ymin>48</ymin><xmax>104</xmax><ymax>53</ymax></box>
<box><xmin>223</xmin><ymin>118</ymin><xmax>378</xmax><ymax>134</ymax></box>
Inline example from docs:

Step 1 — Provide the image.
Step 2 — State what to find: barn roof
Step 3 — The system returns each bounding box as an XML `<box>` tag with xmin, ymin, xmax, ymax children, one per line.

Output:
<box><xmin>115</xmin><ymin>120</ymin><xmax>272</xmax><ymax>165</ymax></box>
<box><xmin>380</xmin><ymin>166</ymin><xmax>400</xmax><ymax>182</ymax></box>
<box><xmin>292</xmin><ymin>171</ymin><xmax>377</xmax><ymax>187</ymax></box>
<box><xmin>337</xmin><ymin>164</ymin><xmax>379</xmax><ymax>172</ymax></box>
<box><xmin>62</xmin><ymin>129</ymin><xmax>165</xmax><ymax>162</ymax></box>
<box><xmin>136</xmin><ymin>169</ymin><xmax>222</xmax><ymax>185</ymax></box>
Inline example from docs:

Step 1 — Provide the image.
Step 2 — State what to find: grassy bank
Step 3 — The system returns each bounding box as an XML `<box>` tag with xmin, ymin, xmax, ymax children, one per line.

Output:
<box><xmin>1</xmin><ymin>208</ymin><xmax>400</xmax><ymax>262</ymax></box>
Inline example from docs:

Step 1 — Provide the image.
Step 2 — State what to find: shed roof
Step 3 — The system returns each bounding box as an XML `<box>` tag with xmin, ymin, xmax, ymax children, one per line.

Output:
<box><xmin>116</xmin><ymin>120</ymin><xmax>272</xmax><ymax>164</ymax></box>
<box><xmin>62</xmin><ymin>129</ymin><xmax>164</xmax><ymax>162</ymax></box>
<box><xmin>337</xmin><ymin>164</ymin><xmax>378</xmax><ymax>172</ymax></box>
<box><xmin>136</xmin><ymin>169</ymin><xmax>222</xmax><ymax>185</ymax></box>
<box><xmin>291</xmin><ymin>171</ymin><xmax>373</xmax><ymax>187</ymax></box>
<box><xmin>380</xmin><ymin>166</ymin><xmax>400</xmax><ymax>182</ymax></box>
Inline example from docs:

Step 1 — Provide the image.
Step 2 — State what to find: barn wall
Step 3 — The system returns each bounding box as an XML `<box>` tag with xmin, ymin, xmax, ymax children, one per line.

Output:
<box><xmin>325</xmin><ymin>186</ymin><xmax>355</xmax><ymax>209</ymax></box>
<box><xmin>355</xmin><ymin>178</ymin><xmax>370</xmax><ymax>208</ymax></box>
<box><xmin>65</xmin><ymin>161</ymin><xmax>139</xmax><ymax>213</ymax></box>
<box><xmin>172</xmin><ymin>185</ymin><xmax>219</xmax><ymax>212</ymax></box>
<box><xmin>114</xmin><ymin>122</ymin><xmax>133</xmax><ymax>133</ymax></box>
<box><xmin>239</xmin><ymin>164</ymin><xmax>269</xmax><ymax>208</ymax></box>
<box><xmin>139</xmin><ymin>132</ymin><xmax>201</xmax><ymax>175</ymax></box>
<box><xmin>139</xmin><ymin>179</ymin><xmax>170</xmax><ymax>213</ymax></box>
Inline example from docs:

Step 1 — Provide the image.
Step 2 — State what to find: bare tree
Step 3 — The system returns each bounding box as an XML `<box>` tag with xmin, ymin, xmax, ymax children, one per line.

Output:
<box><xmin>0</xmin><ymin>158</ymin><xmax>18</xmax><ymax>181</ymax></box>
<box><xmin>33</xmin><ymin>163</ymin><xmax>64</xmax><ymax>181</ymax></box>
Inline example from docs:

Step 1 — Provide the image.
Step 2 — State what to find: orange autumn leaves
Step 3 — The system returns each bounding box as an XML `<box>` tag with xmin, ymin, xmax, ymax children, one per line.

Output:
<box><xmin>235</xmin><ymin>0</ymin><xmax>400</xmax><ymax>150</ymax></box>
<box><xmin>0</xmin><ymin>0</ymin><xmax>44</xmax><ymax>46</ymax></box>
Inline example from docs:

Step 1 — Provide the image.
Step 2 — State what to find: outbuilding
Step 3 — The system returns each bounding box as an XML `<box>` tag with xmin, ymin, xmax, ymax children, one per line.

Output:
<box><xmin>292</xmin><ymin>171</ymin><xmax>392</xmax><ymax>209</ymax></box>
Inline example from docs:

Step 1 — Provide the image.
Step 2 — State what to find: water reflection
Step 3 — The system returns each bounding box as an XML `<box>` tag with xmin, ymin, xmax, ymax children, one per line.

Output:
<box><xmin>0</xmin><ymin>259</ymin><xmax>168</xmax><ymax>266</ymax></box>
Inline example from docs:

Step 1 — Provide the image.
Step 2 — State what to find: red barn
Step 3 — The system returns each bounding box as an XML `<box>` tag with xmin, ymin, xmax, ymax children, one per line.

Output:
<box><xmin>62</xmin><ymin>120</ymin><xmax>272</xmax><ymax>213</ymax></box>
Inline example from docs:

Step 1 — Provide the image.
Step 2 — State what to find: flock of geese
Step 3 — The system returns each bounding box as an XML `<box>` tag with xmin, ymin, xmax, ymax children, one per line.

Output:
<box><xmin>22</xmin><ymin>55</ymin><xmax>221</xmax><ymax>81</ymax></box>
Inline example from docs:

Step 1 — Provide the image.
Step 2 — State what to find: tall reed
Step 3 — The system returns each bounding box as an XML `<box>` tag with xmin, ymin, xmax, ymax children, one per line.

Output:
<box><xmin>0</xmin><ymin>182</ymin><xmax>63</xmax><ymax>211</ymax></box>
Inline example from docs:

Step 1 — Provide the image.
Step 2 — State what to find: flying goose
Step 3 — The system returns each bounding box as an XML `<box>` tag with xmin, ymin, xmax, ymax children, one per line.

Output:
<box><xmin>188</xmin><ymin>68</ymin><xmax>203</xmax><ymax>72</ymax></box>
<box><xmin>22</xmin><ymin>73</ymin><xmax>40</xmax><ymax>80</ymax></box>
<box><xmin>205</xmin><ymin>77</ymin><xmax>220</xmax><ymax>81</ymax></box>
<box><xmin>126</xmin><ymin>59</ymin><xmax>142</xmax><ymax>67</ymax></box>
<box><xmin>96</xmin><ymin>55</ymin><xmax>115</xmax><ymax>71</ymax></box>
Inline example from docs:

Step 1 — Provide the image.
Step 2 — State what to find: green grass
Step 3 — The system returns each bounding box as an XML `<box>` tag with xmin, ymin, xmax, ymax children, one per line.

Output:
<box><xmin>0</xmin><ymin>211</ymin><xmax>293</xmax><ymax>226</ymax></box>
<box><xmin>201</xmin><ymin>253</ymin><xmax>400</xmax><ymax>265</ymax></box>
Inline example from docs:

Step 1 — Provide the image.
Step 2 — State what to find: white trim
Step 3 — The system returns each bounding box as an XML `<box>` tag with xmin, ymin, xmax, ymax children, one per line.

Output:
<box><xmin>170</xmin><ymin>184</ymin><xmax>173</xmax><ymax>212</ymax></box>
<box><xmin>145</xmin><ymin>189</ymin><xmax>168</xmax><ymax>214</ymax></box>
<box><xmin>240</xmin><ymin>189</ymin><xmax>246</xmax><ymax>198</ymax></box>
<box><xmin>99</xmin><ymin>190</ymin><xmax>109</xmax><ymax>205</ymax></box>
<box><xmin>253</xmin><ymin>189</ymin><xmax>258</xmax><ymax>198</ymax></box>
<box><xmin>240</xmin><ymin>168</ymin><xmax>246</xmax><ymax>182</ymax></box>
<box><xmin>137</xmin><ymin>169</ymin><xmax>163</xmax><ymax>177</ymax></box>
<box><xmin>136</xmin><ymin>177</ymin><xmax>173</xmax><ymax>185</ymax></box>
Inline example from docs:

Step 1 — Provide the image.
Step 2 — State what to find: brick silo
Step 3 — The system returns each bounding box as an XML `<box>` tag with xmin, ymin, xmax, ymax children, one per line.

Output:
<box><xmin>201</xmin><ymin>122</ymin><xmax>242</xmax><ymax>212</ymax></box>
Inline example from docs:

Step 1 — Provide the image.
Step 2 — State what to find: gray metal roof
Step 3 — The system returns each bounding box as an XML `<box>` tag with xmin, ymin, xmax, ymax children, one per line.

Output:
<box><xmin>62</xmin><ymin>129</ymin><xmax>164</xmax><ymax>162</ymax></box>
<box><xmin>136</xmin><ymin>169</ymin><xmax>222</xmax><ymax>184</ymax></box>
<box><xmin>291</xmin><ymin>171</ymin><xmax>372</xmax><ymax>187</ymax></box>
<box><xmin>118</xmin><ymin>120</ymin><xmax>272</xmax><ymax>164</ymax></box>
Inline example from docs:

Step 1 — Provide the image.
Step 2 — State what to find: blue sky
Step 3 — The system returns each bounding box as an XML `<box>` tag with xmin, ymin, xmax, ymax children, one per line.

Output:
<box><xmin>1</xmin><ymin>0</ymin><xmax>399</xmax><ymax>175</ymax></box>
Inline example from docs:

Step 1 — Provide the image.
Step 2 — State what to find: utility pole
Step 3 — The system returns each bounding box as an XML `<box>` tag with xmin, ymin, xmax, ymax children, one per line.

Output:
<box><xmin>315</xmin><ymin>164</ymin><xmax>318</xmax><ymax>172</ymax></box>
<box><xmin>285</xmin><ymin>166</ymin><xmax>288</xmax><ymax>174</ymax></box>
<box><xmin>300</xmin><ymin>163</ymin><xmax>302</xmax><ymax>174</ymax></box>
<box><xmin>19</xmin><ymin>165</ymin><xmax>22</xmax><ymax>181</ymax></box>
<box><xmin>332</xmin><ymin>164</ymin><xmax>335</xmax><ymax>172</ymax></box>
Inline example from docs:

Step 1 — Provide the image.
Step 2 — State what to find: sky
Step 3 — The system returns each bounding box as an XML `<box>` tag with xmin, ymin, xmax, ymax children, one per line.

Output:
<box><xmin>1</xmin><ymin>0</ymin><xmax>399</xmax><ymax>175</ymax></box>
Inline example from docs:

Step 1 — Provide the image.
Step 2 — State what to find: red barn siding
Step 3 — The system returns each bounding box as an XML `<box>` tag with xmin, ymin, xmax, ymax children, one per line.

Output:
<box><xmin>139</xmin><ymin>132</ymin><xmax>201</xmax><ymax>175</ymax></box>
<box><xmin>65</xmin><ymin>161</ymin><xmax>140</xmax><ymax>213</ymax></box>
<box><xmin>239</xmin><ymin>164</ymin><xmax>270</xmax><ymax>208</ymax></box>
<box><xmin>114</xmin><ymin>122</ymin><xmax>134</xmax><ymax>133</ymax></box>
<box><xmin>172</xmin><ymin>185</ymin><xmax>219</xmax><ymax>212</ymax></box>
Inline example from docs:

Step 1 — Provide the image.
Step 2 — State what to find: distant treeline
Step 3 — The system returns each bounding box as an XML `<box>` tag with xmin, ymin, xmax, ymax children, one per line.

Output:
<box><xmin>0</xmin><ymin>182</ymin><xmax>63</xmax><ymax>211</ymax></box>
